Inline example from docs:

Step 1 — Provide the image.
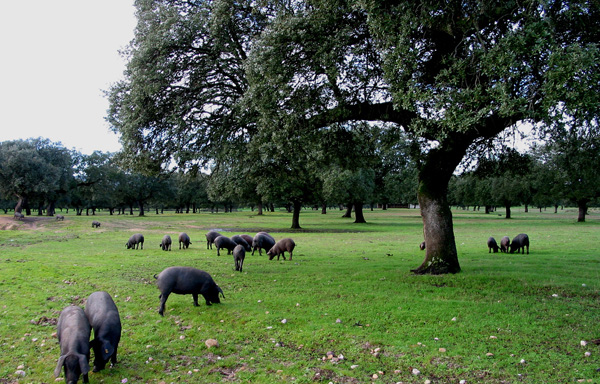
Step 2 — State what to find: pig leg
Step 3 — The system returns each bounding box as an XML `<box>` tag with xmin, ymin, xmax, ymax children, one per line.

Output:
<box><xmin>158</xmin><ymin>292</ymin><xmax>171</xmax><ymax>316</ymax></box>
<box><xmin>217</xmin><ymin>247</ymin><xmax>221</xmax><ymax>256</ymax></box>
<box><xmin>111</xmin><ymin>346</ymin><xmax>118</xmax><ymax>366</ymax></box>
<box><xmin>192</xmin><ymin>293</ymin><xmax>200</xmax><ymax>307</ymax></box>
<box><xmin>289</xmin><ymin>250</ymin><xmax>293</xmax><ymax>261</ymax></box>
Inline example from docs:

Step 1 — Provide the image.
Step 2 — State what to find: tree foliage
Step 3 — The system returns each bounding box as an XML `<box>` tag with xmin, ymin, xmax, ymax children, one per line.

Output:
<box><xmin>107</xmin><ymin>0</ymin><xmax>600</xmax><ymax>274</ymax></box>
<box><xmin>0</xmin><ymin>138</ymin><xmax>73</xmax><ymax>215</ymax></box>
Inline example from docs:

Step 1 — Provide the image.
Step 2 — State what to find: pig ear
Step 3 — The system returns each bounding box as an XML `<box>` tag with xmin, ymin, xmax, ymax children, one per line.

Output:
<box><xmin>78</xmin><ymin>354</ymin><xmax>90</xmax><ymax>375</ymax></box>
<box><xmin>102</xmin><ymin>342</ymin><xmax>114</xmax><ymax>360</ymax></box>
<box><xmin>218</xmin><ymin>286</ymin><xmax>225</xmax><ymax>299</ymax></box>
<box><xmin>54</xmin><ymin>355</ymin><xmax>65</xmax><ymax>377</ymax></box>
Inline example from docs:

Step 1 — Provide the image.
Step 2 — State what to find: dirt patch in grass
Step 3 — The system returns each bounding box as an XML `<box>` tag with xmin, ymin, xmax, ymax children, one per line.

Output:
<box><xmin>0</xmin><ymin>216</ymin><xmax>55</xmax><ymax>230</ymax></box>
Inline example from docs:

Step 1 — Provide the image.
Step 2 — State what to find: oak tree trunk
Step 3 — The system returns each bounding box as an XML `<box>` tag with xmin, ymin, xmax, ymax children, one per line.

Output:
<box><xmin>291</xmin><ymin>200</ymin><xmax>302</xmax><ymax>229</ymax></box>
<box><xmin>577</xmin><ymin>199</ymin><xmax>588</xmax><ymax>222</ymax></box>
<box><xmin>342</xmin><ymin>203</ymin><xmax>353</xmax><ymax>218</ymax></box>
<box><xmin>354</xmin><ymin>202</ymin><xmax>366</xmax><ymax>223</ymax></box>
<box><xmin>411</xmin><ymin>136</ymin><xmax>469</xmax><ymax>275</ymax></box>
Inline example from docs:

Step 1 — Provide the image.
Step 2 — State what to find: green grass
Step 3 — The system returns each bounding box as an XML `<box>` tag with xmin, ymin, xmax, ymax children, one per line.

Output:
<box><xmin>1</xmin><ymin>207</ymin><xmax>599</xmax><ymax>383</ymax></box>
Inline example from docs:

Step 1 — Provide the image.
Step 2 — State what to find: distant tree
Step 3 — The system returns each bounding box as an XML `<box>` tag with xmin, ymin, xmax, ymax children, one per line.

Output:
<box><xmin>543</xmin><ymin>134</ymin><xmax>600</xmax><ymax>222</ymax></box>
<box><xmin>321</xmin><ymin>166</ymin><xmax>375</xmax><ymax>223</ymax></box>
<box><xmin>173</xmin><ymin>171</ymin><xmax>209</xmax><ymax>213</ymax></box>
<box><xmin>0</xmin><ymin>138</ymin><xmax>73</xmax><ymax>216</ymax></box>
<box><xmin>473</xmin><ymin>150</ymin><xmax>532</xmax><ymax>219</ymax></box>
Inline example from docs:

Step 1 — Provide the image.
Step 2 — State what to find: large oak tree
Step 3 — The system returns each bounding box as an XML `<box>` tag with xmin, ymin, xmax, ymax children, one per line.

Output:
<box><xmin>108</xmin><ymin>0</ymin><xmax>599</xmax><ymax>274</ymax></box>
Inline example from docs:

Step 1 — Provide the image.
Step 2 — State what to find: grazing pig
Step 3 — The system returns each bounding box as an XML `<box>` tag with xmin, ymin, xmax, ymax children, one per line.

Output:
<box><xmin>231</xmin><ymin>235</ymin><xmax>251</xmax><ymax>252</ymax></box>
<box><xmin>84</xmin><ymin>291</ymin><xmax>121</xmax><ymax>372</ymax></box>
<box><xmin>487</xmin><ymin>237</ymin><xmax>499</xmax><ymax>253</ymax></box>
<box><xmin>56</xmin><ymin>215</ymin><xmax>65</xmax><ymax>221</ymax></box>
<box><xmin>267</xmin><ymin>238</ymin><xmax>296</xmax><ymax>261</ymax></box>
<box><xmin>510</xmin><ymin>233</ymin><xmax>530</xmax><ymax>254</ymax></box>
<box><xmin>14</xmin><ymin>212</ymin><xmax>24</xmax><ymax>220</ymax></box>
<box><xmin>91</xmin><ymin>221</ymin><xmax>101</xmax><ymax>228</ymax></box>
<box><xmin>126</xmin><ymin>233</ymin><xmax>144</xmax><ymax>250</ymax></box>
<box><xmin>54</xmin><ymin>306</ymin><xmax>91</xmax><ymax>384</ymax></box>
<box><xmin>500</xmin><ymin>236</ymin><xmax>510</xmax><ymax>253</ymax></box>
<box><xmin>233</xmin><ymin>244</ymin><xmax>246</xmax><ymax>272</ymax></box>
<box><xmin>205</xmin><ymin>231</ymin><xmax>222</xmax><ymax>249</ymax></box>
<box><xmin>214</xmin><ymin>235</ymin><xmax>237</xmax><ymax>256</ymax></box>
<box><xmin>160</xmin><ymin>235</ymin><xmax>172</xmax><ymax>251</ymax></box>
<box><xmin>178</xmin><ymin>232</ymin><xmax>192</xmax><ymax>249</ymax></box>
<box><xmin>252</xmin><ymin>232</ymin><xmax>276</xmax><ymax>256</ymax></box>
<box><xmin>419</xmin><ymin>241</ymin><xmax>426</xmax><ymax>250</ymax></box>
<box><xmin>154</xmin><ymin>266</ymin><xmax>224</xmax><ymax>316</ymax></box>
<box><xmin>240</xmin><ymin>234</ymin><xmax>254</xmax><ymax>247</ymax></box>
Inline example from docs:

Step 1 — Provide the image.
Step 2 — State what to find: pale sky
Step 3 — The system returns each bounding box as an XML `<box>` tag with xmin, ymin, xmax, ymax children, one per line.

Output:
<box><xmin>0</xmin><ymin>1</ymin><xmax>136</xmax><ymax>154</ymax></box>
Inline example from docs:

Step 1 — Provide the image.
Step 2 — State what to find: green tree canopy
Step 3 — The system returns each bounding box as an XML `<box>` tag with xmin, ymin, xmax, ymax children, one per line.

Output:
<box><xmin>108</xmin><ymin>0</ymin><xmax>600</xmax><ymax>274</ymax></box>
<box><xmin>0</xmin><ymin>138</ymin><xmax>73</xmax><ymax>215</ymax></box>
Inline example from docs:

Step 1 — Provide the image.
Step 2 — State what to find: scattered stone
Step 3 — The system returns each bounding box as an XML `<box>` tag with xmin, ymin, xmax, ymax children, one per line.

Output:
<box><xmin>412</xmin><ymin>368</ymin><xmax>420</xmax><ymax>375</ymax></box>
<box><xmin>15</xmin><ymin>370</ymin><xmax>26</xmax><ymax>377</ymax></box>
<box><xmin>581</xmin><ymin>340</ymin><xmax>588</xmax><ymax>346</ymax></box>
<box><xmin>372</xmin><ymin>373</ymin><xmax>378</xmax><ymax>379</ymax></box>
<box><xmin>336</xmin><ymin>318</ymin><xmax>342</xmax><ymax>323</ymax></box>
<box><xmin>205</xmin><ymin>339</ymin><xmax>219</xmax><ymax>348</ymax></box>
<box><xmin>451</xmin><ymin>317</ymin><xmax>457</xmax><ymax>321</ymax></box>
<box><xmin>585</xmin><ymin>351</ymin><xmax>591</xmax><ymax>357</ymax></box>
<box><xmin>281</xmin><ymin>319</ymin><xmax>287</xmax><ymax>324</ymax></box>
<box><xmin>490</xmin><ymin>336</ymin><xmax>497</xmax><ymax>339</ymax></box>
<box><xmin>520</xmin><ymin>359</ymin><xmax>526</xmax><ymax>364</ymax></box>
<box><xmin>351</xmin><ymin>365</ymin><xmax>359</xmax><ymax>370</ymax></box>
<box><xmin>439</xmin><ymin>348</ymin><xmax>446</xmax><ymax>353</ymax></box>
<box><xmin>486</xmin><ymin>353</ymin><xmax>494</xmax><ymax>357</ymax></box>
<box><xmin>17</xmin><ymin>365</ymin><xmax>24</xmax><ymax>370</ymax></box>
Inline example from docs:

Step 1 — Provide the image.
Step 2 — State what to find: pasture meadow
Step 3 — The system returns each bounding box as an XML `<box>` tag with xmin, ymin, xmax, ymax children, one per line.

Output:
<box><xmin>0</xmin><ymin>207</ymin><xmax>599</xmax><ymax>383</ymax></box>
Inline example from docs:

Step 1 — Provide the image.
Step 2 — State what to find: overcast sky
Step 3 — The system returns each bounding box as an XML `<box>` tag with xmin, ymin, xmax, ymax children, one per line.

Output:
<box><xmin>0</xmin><ymin>1</ymin><xmax>136</xmax><ymax>154</ymax></box>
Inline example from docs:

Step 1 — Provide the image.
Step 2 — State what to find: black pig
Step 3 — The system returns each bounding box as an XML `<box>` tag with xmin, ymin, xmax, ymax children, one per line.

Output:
<box><xmin>233</xmin><ymin>244</ymin><xmax>246</xmax><ymax>272</ymax></box>
<box><xmin>487</xmin><ymin>237</ymin><xmax>499</xmax><ymax>253</ymax></box>
<box><xmin>251</xmin><ymin>232</ymin><xmax>276</xmax><ymax>256</ymax></box>
<box><xmin>126</xmin><ymin>233</ymin><xmax>144</xmax><ymax>250</ymax></box>
<box><xmin>510</xmin><ymin>233</ymin><xmax>530</xmax><ymax>254</ymax></box>
<box><xmin>154</xmin><ymin>266</ymin><xmax>224</xmax><ymax>316</ymax></box>
<box><xmin>54</xmin><ymin>306</ymin><xmax>91</xmax><ymax>384</ymax></box>
<box><xmin>214</xmin><ymin>235</ymin><xmax>237</xmax><ymax>256</ymax></box>
<box><xmin>231</xmin><ymin>235</ymin><xmax>251</xmax><ymax>252</ymax></box>
<box><xmin>178</xmin><ymin>232</ymin><xmax>192</xmax><ymax>249</ymax></box>
<box><xmin>84</xmin><ymin>291</ymin><xmax>122</xmax><ymax>372</ymax></box>
<box><xmin>205</xmin><ymin>231</ymin><xmax>222</xmax><ymax>249</ymax></box>
<box><xmin>160</xmin><ymin>235</ymin><xmax>172</xmax><ymax>251</ymax></box>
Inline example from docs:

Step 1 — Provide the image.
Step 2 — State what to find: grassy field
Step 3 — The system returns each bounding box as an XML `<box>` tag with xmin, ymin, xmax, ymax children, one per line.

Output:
<box><xmin>0</xmin><ymin>207</ymin><xmax>599</xmax><ymax>383</ymax></box>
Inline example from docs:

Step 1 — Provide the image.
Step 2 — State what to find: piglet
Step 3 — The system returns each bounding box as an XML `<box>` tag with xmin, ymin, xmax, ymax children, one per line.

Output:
<box><xmin>54</xmin><ymin>306</ymin><xmax>91</xmax><ymax>384</ymax></box>
<box><xmin>84</xmin><ymin>291</ymin><xmax>122</xmax><ymax>372</ymax></box>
